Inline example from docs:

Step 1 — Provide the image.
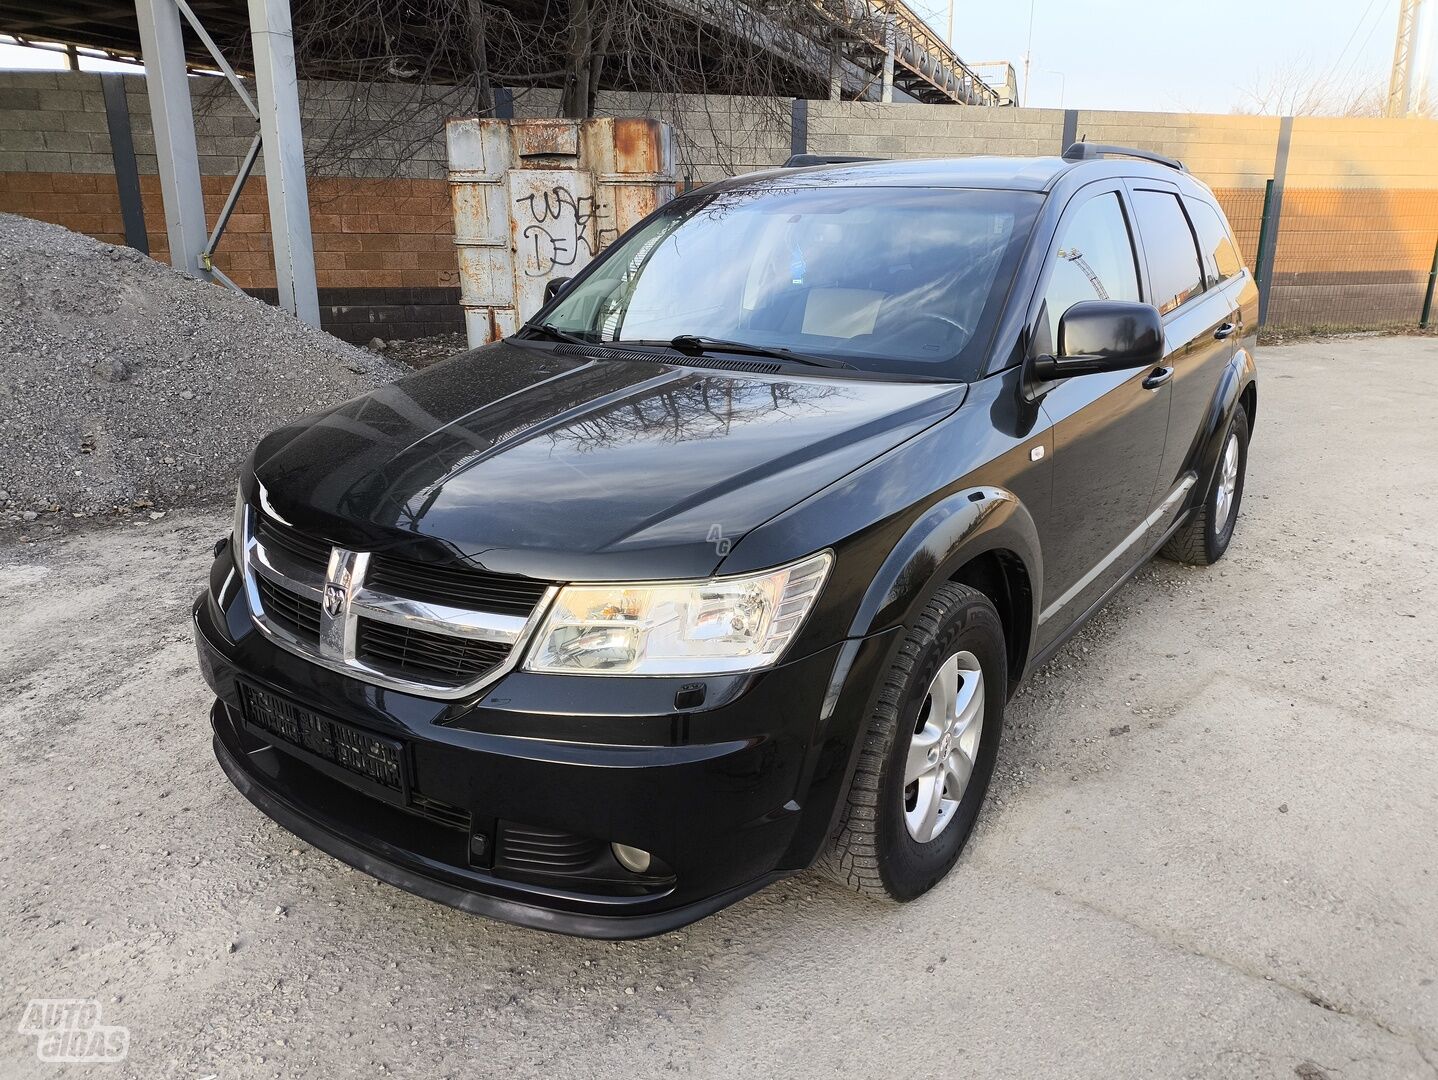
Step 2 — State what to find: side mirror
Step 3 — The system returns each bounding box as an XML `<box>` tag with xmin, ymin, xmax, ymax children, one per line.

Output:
<box><xmin>1029</xmin><ymin>300</ymin><xmax>1163</xmax><ymax>382</ymax></box>
<box><xmin>544</xmin><ymin>277</ymin><xmax>573</xmax><ymax>303</ymax></box>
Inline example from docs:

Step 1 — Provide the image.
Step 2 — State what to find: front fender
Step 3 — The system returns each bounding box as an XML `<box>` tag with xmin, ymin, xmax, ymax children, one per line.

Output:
<box><xmin>782</xmin><ymin>485</ymin><xmax>1043</xmax><ymax>871</ymax></box>
<box><xmin>845</xmin><ymin>485</ymin><xmax>1042</xmax><ymax>644</ymax></box>
<box><xmin>817</xmin><ymin>483</ymin><xmax>1042</xmax><ymax>730</ymax></box>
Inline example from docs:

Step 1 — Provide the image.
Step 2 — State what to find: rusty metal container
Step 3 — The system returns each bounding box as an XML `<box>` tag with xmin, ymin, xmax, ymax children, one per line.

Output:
<box><xmin>447</xmin><ymin>116</ymin><xmax>677</xmax><ymax>347</ymax></box>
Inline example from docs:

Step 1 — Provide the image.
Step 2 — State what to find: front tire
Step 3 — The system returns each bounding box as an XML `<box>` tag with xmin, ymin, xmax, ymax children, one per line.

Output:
<box><xmin>1163</xmin><ymin>405</ymin><xmax>1250</xmax><ymax>566</ymax></box>
<box><xmin>821</xmin><ymin>583</ymin><xmax>1006</xmax><ymax>901</ymax></box>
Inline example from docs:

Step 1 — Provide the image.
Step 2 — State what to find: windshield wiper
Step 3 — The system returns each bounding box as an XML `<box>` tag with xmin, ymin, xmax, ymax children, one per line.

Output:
<box><xmin>668</xmin><ymin>335</ymin><xmax>855</xmax><ymax>370</ymax></box>
<box><xmin>521</xmin><ymin>322</ymin><xmax>593</xmax><ymax>347</ymax></box>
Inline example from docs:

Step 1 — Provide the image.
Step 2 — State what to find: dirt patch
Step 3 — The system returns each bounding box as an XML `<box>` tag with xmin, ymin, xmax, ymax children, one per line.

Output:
<box><xmin>369</xmin><ymin>330</ymin><xmax>471</xmax><ymax>370</ymax></box>
<box><xmin>1</xmin><ymin>338</ymin><xmax>1436</xmax><ymax>1078</ymax></box>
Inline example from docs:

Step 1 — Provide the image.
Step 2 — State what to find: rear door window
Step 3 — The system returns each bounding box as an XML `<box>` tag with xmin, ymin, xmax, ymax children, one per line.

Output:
<box><xmin>1185</xmin><ymin>198</ymin><xmax>1244</xmax><ymax>285</ymax></box>
<box><xmin>1032</xmin><ymin>191</ymin><xmax>1141</xmax><ymax>356</ymax></box>
<box><xmin>1132</xmin><ymin>190</ymin><xmax>1205</xmax><ymax>314</ymax></box>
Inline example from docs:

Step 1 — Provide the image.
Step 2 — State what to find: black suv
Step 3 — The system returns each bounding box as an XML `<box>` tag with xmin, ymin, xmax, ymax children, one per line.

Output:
<box><xmin>194</xmin><ymin>145</ymin><xmax>1256</xmax><ymax>938</ymax></box>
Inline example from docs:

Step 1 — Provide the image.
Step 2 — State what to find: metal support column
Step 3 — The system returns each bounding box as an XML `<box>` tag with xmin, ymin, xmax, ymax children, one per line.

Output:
<box><xmin>880</xmin><ymin>7</ymin><xmax>896</xmax><ymax>103</ymax></box>
<box><xmin>1256</xmin><ymin>116</ymin><xmax>1292</xmax><ymax>328</ymax></box>
<box><xmin>134</xmin><ymin>0</ymin><xmax>210</xmax><ymax>280</ymax></box>
<box><xmin>101</xmin><ymin>74</ymin><xmax>149</xmax><ymax>254</ymax></box>
<box><xmin>1060</xmin><ymin>108</ymin><xmax>1078</xmax><ymax>153</ymax></box>
<box><xmin>248</xmin><ymin>0</ymin><xmax>320</xmax><ymax>327</ymax></box>
<box><xmin>1420</xmin><ymin>235</ymin><xmax>1438</xmax><ymax>329</ymax></box>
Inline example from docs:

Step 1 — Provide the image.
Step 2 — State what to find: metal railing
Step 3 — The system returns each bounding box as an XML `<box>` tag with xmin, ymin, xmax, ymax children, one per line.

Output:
<box><xmin>811</xmin><ymin>0</ymin><xmax>1002</xmax><ymax>105</ymax></box>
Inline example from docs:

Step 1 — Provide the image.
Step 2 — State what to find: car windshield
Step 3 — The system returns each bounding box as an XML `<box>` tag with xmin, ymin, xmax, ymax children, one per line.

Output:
<box><xmin>539</xmin><ymin>184</ymin><xmax>1042</xmax><ymax>379</ymax></box>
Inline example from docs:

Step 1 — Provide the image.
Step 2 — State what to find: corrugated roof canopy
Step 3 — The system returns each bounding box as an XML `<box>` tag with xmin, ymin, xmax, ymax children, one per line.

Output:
<box><xmin>1</xmin><ymin>0</ymin><xmax>251</xmax><ymax>69</ymax></box>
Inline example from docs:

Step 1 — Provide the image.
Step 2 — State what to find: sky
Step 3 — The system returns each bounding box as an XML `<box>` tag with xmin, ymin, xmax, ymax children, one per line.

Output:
<box><xmin>2</xmin><ymin>0</ymin><xmax>1434</xmax><ymax>115</ymax></box>
<box><xmin>932</xmin><ymin>0</ymin><xmax>1428</xmax><ymax>112</ymax></box>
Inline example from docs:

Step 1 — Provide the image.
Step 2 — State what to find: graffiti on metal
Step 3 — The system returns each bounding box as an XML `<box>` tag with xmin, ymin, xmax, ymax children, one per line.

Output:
<box><xmin>514</xmin><ymin>184</ymin><xmax>619</xmax><ymax>278</ymax></box>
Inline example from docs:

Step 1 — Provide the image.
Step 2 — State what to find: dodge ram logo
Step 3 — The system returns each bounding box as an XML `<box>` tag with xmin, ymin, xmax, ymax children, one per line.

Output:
<box><xmin>323</xmin><ymin>581</ymin><xmax>347</xmax><ymax>618</ymax></box>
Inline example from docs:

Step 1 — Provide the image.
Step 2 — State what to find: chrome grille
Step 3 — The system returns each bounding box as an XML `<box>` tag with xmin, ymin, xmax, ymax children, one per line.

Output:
<box><xmin>255</xmin><ymin>575</ymin><xmax>322</xmax><ymax>643</ymax></box>
<box><xmin>366</xmin><ymin>555</ymin><xmax>550</xmax><ymax>617</ymax></box>
<box><xmin>240</xmin><ymin>497</ymin><xmax>557</xmax><ymax>699</ymax></box>
<box><xmin>356</xmin><ymin>620</ymin><xmax>510</xmax><ymax>686</ymax></box>
<box><xmin>254</xmin><ymin>515</ymin><xmax>331</xmax><ymax>572</ymax></box>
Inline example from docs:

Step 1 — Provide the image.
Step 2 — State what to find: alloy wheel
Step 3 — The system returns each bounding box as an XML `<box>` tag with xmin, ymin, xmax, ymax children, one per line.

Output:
<box><xmin>903</xmin><ymin>650</ymin><xmax>985</xmax><ymax>843</ymax></box>
<box><xmin>1215</xmin><ymin>432</ymin><xmax>1239</xmax><ymax>530</ymax></box>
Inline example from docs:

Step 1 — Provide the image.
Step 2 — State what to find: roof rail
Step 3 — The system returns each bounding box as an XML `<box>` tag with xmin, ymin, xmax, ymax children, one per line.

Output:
<box><xmin>782</xmin><ymin>153</ymin><xmax>885</xmax><ymax>168</ymax></box>
<box><xmin>1061</xmin><ymin>142</ymin><xmax>1187</xmax><ymax>172</ymax></box>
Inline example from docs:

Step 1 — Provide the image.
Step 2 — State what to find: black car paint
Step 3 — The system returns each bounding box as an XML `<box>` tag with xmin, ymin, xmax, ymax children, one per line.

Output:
<box><xmin>196</xmin><ymin>155</ymin><xmax>1258</xmax><ymax>937</ymax></box>
<box><xmin>246</xmin><ymin>348</ymin><xmax>967</xmax><ymax>583</ymax></box>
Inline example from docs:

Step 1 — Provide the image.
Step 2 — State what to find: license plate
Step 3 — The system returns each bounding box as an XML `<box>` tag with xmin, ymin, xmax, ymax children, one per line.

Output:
<box><xmin>239</xmin><ymin>683</ymin><xmax>406</xmax><ymax>795</ymax></box>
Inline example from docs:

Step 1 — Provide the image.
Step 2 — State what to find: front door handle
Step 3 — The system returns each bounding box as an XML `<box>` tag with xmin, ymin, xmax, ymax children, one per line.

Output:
<box><xmin>1142</xmin><ymin>365</ymin><xmax>1174</xmax><ymax>390</ymax></box>
<box><xmin>1213</xmin><ymin>321</ymin><xmax>1236</xmax><ymax>339</ymax></box>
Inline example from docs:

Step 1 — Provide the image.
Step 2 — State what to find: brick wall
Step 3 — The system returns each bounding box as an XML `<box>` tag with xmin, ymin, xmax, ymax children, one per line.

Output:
<box><xmin>0</xmin><ymin>71</ymin><xmax>461</xmax><ymax>342</ymax></box>
<box><xmin>3</xmin><ymin>70</ymin><xmax>1436</xmax><ymax>335</ymax></box>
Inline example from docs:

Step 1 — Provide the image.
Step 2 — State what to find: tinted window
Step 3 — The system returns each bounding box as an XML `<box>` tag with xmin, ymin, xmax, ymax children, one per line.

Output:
<box><xmin>1132</xmin><ymin>190</ymin><xmax>1205</xmax><ymax>314</ymax></box>
<box><xmin>544</xmin><ymin>186</ymin><xmax>1042</xmax><ymax>380</ymax></box>
<box><xmin>1186</xmin><ymin>198</ymin><xmax>1243</xmax><ymax>284</ymax></box>
<box><xmin>1032</xmin><ymin>191</ymin><xmax>1140</xmax><ymax>356</ymax></box>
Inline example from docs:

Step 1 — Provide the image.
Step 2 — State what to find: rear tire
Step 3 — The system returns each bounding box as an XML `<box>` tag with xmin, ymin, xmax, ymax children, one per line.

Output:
<box><xmin>1163</xmin><ymin>406</ymin><xmax>1249</xmax><ymax>566</ymax></box>
<box><xmin>820</xmin><ymin>583</ymin><xmax>1006</xmax><ymax>901</ymax></box>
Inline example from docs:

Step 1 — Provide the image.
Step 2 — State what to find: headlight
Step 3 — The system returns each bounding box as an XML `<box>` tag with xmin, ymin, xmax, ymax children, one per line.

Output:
<box><xmin>523</xmin><ymin>551</ymin><xmax>832</xmax><ymax>676</ymax></box>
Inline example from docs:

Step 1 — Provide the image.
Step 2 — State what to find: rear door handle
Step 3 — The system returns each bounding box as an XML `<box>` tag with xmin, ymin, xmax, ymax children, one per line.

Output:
<box><xmin>1142</xmin><ymin>366</ymin><xmax>1174</xmax><ymax>390</ymax></box>
<box><xmin>1213</xmin><ymin>322</ymin><xmax>1236</xmax><ymax>339</ymax></box>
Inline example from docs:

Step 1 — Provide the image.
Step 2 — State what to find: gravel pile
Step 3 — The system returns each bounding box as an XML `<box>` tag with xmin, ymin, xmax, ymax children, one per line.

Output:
<box><xmin>0</xmin><ymin>213</ymin><xmax>405</xmax><ymax>530</ymax></box>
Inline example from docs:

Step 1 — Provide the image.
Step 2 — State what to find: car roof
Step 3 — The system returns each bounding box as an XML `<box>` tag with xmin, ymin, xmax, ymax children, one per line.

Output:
<box><xmin>698</xmin><ymin>155</ymin><xmax>1213</xmax><ymax>198</ymax></box>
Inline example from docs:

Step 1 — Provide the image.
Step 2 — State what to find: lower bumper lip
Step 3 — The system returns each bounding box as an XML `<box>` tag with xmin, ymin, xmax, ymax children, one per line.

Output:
<box><xmin>211</xmin><ymin>722</ymin><xmax>785</xmax><ymax>939</ymax></box>
<box><xmin>194</xmin><ymin>579</ymin><xmax>852</xmax><ymax>936</ymax></box>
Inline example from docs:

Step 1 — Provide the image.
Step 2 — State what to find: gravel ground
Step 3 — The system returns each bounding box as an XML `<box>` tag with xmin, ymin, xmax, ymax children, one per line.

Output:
<box><xmin>1</xmin><ymin>337</ymin><xmax>1436</xmax><ymax>1079</ymax></box>
<box><xmin>0</xmin><ymin>214</ymin><xmax>403</xmax><ymax>529</ymax></box>
<box><xmin>370</xmin><ymin>331</ymin><xmax>471</xmax><ymax>370</ymax></box>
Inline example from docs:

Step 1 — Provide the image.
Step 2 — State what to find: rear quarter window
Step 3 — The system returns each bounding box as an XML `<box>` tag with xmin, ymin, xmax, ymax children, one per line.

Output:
<box><xmin>1185</xmin><ymin>198</ymin><xmax>1244</xmax><ymax>285</ymax></box>
<box><xmin>1132</xmin><ymin>190</ymin><xmax>1205</xmax><ymax>315</ymax></box>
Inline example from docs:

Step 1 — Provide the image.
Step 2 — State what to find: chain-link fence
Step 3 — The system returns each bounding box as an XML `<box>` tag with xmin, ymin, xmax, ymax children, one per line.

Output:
<box><xmin>1218</xmin><ymin>185</ymin><xmax>1438</xmax><ymax>334</ymax></box>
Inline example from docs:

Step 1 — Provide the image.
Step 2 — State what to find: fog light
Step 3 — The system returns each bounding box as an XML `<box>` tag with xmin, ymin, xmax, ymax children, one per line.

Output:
<box><xmin>611</xmin><ymin>843</ymin><xmax>652</xmax><ymax>874</ymax></box>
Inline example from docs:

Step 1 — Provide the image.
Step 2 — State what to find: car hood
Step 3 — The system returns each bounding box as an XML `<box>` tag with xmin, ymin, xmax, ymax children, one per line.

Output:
<box><xmin>252</xmin><ymin>340</ymin><xmax>967</xmax><ymax>581</ymax></box>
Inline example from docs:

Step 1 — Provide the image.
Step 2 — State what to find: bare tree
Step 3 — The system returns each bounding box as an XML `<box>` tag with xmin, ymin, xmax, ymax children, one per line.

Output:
<box><xmin>279</xmin><ymin>0</ymin><xmax>886</xmax><ymax>178</ymax></box>
<box><xmin>1233</xmin><ymin>58</ymin><xmax>1434</xmax><ymax>118</ymax></box>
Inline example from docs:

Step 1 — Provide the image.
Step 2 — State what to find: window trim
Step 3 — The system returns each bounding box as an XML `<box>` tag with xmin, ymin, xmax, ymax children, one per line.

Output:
<box><xmin>1125</xmin><ymin>181</ymin><xmax>1209</xmax><ymax>318</ymax></box>
<box><xmin>1182</xmin><ymin>194</ymin><xmax>1244</xmax><ymax>290</ymax></box>
<box><xmin>1019</xmin><ymin>179</ymin><xmax>1147</xmax><ymax>363</ymax></box>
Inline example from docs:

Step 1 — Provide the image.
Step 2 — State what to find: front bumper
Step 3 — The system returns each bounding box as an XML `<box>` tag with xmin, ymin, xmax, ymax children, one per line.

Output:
<box><xmin>195</xmin><ymin>553</ymin><xmax>897</xmax><ymax>938</ymax></box>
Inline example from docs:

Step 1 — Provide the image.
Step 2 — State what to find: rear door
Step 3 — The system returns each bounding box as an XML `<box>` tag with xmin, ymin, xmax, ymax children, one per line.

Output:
<box><xmin>1128</xmin><ymin>184</ymin><xmax>1241</xmax><ymax>497</ymax></box>
<box><xmin>1032</xmin><ymin>181</ymin><xmax>1172</xmax><ymax>647</ymax></box>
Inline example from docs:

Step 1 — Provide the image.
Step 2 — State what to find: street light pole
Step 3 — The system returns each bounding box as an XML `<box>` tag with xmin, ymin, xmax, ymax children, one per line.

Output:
<box><xmin>1023</xmin><ymin>0</ymin><xmax>1035</xmax><ymax>107</ymax></box>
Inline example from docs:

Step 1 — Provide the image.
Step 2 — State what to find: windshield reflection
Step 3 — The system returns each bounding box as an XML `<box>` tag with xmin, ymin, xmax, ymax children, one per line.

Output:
<box><xmin>544</xmin><ymin>185</ymin><xmax>1040</xmax><ymax>380</ymax></box>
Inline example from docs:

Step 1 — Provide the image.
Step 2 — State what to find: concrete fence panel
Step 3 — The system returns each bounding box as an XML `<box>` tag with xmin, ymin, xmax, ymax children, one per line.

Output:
<box><xmin>2</xmin><ymin>70</ymin><xmax>1435</xmax><ymax>338</ymax></box>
